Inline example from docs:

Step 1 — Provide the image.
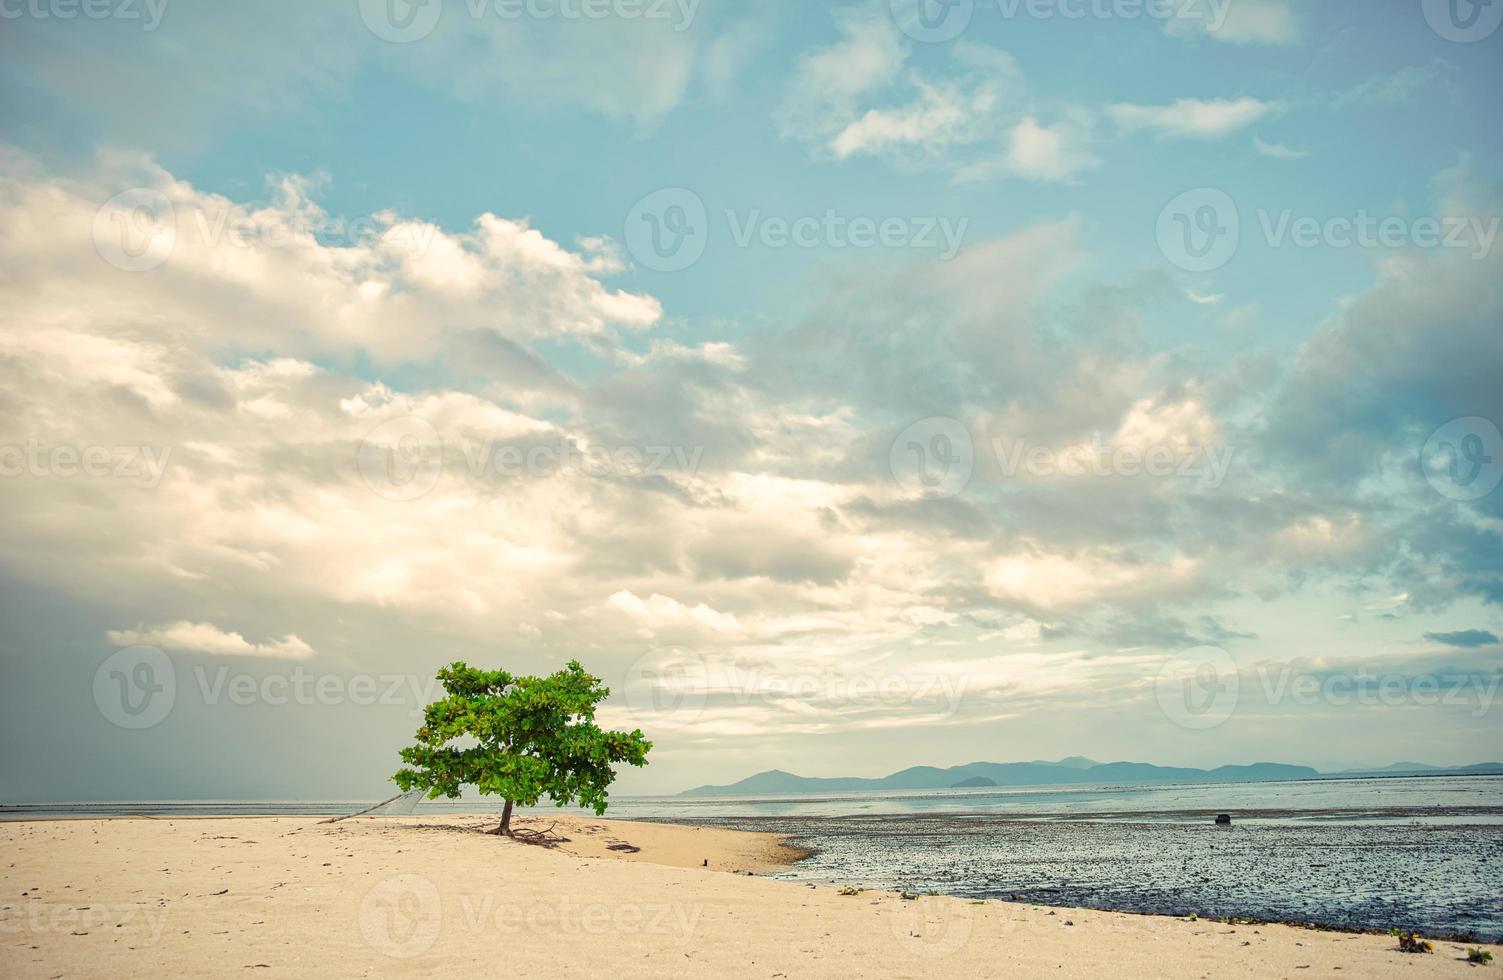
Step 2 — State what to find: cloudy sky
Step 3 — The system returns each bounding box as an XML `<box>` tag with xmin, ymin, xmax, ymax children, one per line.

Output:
<box><xmin>1</xmin><ymin>0</ymin><xmax>1500</xmax><ymax>802</ymax></box>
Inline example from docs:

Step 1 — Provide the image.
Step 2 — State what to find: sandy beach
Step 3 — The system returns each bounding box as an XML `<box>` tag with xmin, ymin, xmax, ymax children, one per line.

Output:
<box><xmin>3</xmin><ymin>814</ymin><xmax>1497</xmax><ymax>978</ymax></box>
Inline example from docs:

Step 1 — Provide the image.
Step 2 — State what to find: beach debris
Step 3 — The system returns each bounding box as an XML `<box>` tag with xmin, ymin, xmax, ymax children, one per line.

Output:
<box><xmin>1215</xmin><ymin>814</ymin><xmax>1232</xmax><ymax>826</ymax></box>
<box><xmin>605</xmin><ymin>842</ymin><xmax>641</xmax><ymax>853</ymax></box>
<box><xmin>509</xmin><ymin>823</ymin><xmax>571</xmax><ymax>848</ymax></box>
<box><xmin>1390</xmin><ymin>929</ymin><xmax>1433</xmax><ymax>954</ymax></box>
<box><xmin>1466</xmin><ymin>948</ymin><xmax>1493</xmax><ymax>964</ymax></box>
<box><xmin>837</xmin><ymin>886</ymin><xmax>863</xmax><ymax>896</ymax></box>
<box><xmin>899</xmin><ymin>891</ymin><xmax>919</xmax><ymax>901</ymax></box>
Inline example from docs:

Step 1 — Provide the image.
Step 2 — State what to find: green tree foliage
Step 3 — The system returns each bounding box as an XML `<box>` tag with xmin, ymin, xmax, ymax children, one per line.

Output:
<box><xmin>394</xmin><ymin>660</ymin><xmax>651</xmax><ymax>835</ymax></box>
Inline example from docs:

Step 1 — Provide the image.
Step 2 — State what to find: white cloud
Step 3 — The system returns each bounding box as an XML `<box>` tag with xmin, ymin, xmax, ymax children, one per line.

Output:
<box><xmin>5</xmin><ymin>1</ymin><xmax>757</xmax><ymax>141</ymax></box>
<box><xmin>1164</xmin><ymin>0</ymin><xmax>1300</xmax><ymax>45</ymax></box>
<box><xmin>1110</xmin><ymin>98</ymin><xmax>1284</xmax><ymax>140</ymax></box>
<box><xmin>831</xmin><ymin>78</ymin><xmax>987</xmax><ymax>159</ymax></box>
<box><xmin>1333</xmin><ymin>65</ymin><xmax>1446</xmax><ymax>109</ymax></box>
<box><xmin>1253</xmin><ymin>135</ymin><xmax>1309</xmax><ymax>160</ymax></box>
<box><xmin>6</xmin><ymin>155</ymin><xmax>660</xmax><ymax>368</ymax></box>
<box><xmin>106</xmin><ymin>621</ymin><xmax>315</xmax><ymax>660</ymax></box>
<box><xmin>996</xmin><ymin>115</ymin><xmax>1099</xmax><ymax>183</ymax></box>
<box><xmin>985</xmin><ymin>551</ymin><xmax>1202</xmax><ymax>611</ymax></box>
<box><xmin>778</xmin><ymin>13</ymin><xmax>1048</xmax><ymax>179</ymax></box>
<box><xmin>775</xmin><ymin>5</ymin><xmax>909</xmax><ymax>146</ymax></box>
<box><xmin>608</xmin><ymin>591</ymin><xmax>745</xmax><ymax>636</ymax></box>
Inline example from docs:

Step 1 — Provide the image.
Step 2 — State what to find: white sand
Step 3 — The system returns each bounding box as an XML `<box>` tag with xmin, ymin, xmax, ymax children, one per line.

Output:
<box><xmin>3</xmin><ymin>814</ymin><xmax>1497</xmax><ymax>978</ymax></box>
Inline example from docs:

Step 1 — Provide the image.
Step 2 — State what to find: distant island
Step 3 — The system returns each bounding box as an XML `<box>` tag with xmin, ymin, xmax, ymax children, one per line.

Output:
<box><xmin>682</xmin><ymin>759</ymin><xmax>1503</xmax><ymax>796</ymax></box>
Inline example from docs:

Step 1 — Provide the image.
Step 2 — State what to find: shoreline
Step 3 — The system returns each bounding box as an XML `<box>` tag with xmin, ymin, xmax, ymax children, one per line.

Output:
<box><xmin>5</xmin><ymin>815</ymin><xmax>1498</xmax><ymax>978</ymax></box>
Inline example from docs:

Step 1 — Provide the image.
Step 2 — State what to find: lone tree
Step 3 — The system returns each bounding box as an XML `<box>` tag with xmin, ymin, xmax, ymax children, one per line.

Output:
<box><xmin>393</xmin><ymin>660</ymin><xmax>651</xmax><ymax>836</ymax></box>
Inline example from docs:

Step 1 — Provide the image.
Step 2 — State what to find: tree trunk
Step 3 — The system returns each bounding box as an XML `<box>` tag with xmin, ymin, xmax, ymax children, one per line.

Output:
<box><xmin>493</xmin><ymin>799</ymin><xmax>514</xmax><ymax>836</ymax></box>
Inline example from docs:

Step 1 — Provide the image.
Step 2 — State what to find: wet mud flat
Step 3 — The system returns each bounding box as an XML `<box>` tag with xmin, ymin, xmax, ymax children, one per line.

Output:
<box><xmin>661</xmin><ymin>813</ymin><xmax>1503</xmax><ymax>942</ymax></box>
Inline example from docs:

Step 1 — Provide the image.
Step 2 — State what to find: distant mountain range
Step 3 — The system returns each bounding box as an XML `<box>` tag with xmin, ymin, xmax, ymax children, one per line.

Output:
<box><xmin>680</xmin><ymin>759</ymin><xmax>1503</xmax><ymax>796</ymax></box>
